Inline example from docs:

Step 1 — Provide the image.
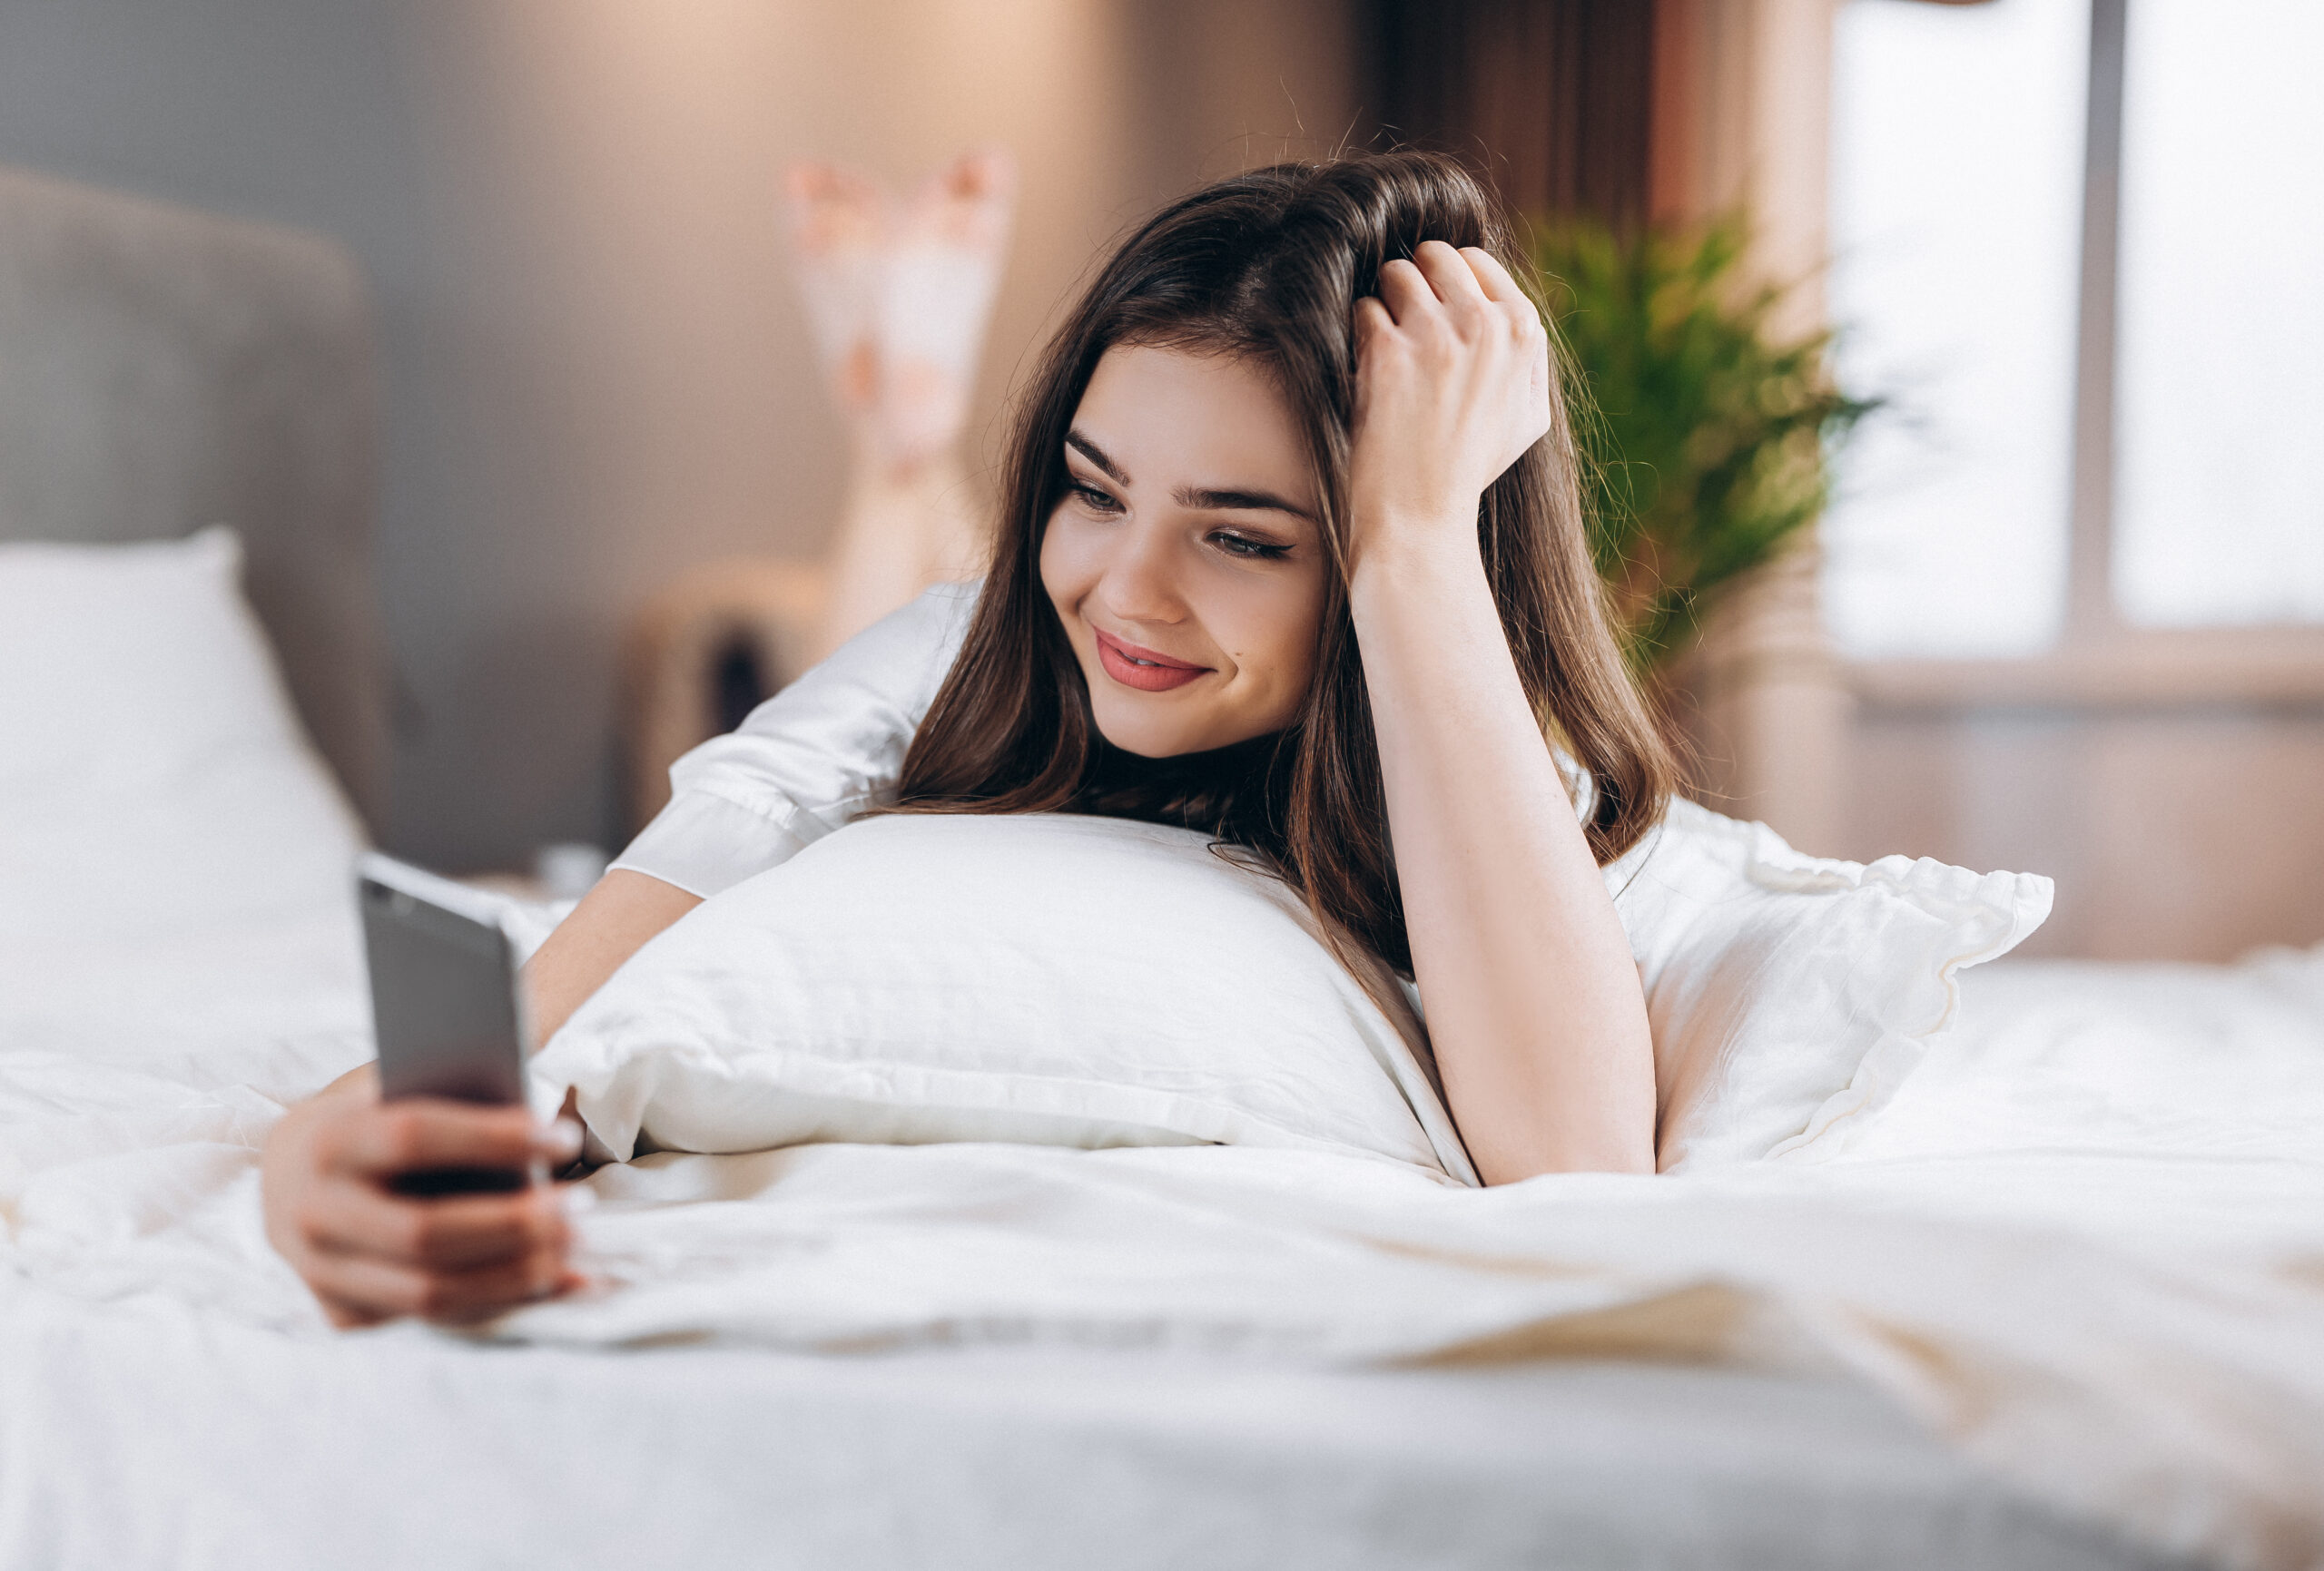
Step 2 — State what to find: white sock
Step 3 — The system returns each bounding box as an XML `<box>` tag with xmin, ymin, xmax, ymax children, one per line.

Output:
<box><xmin>783</xmin><ymin>150</ymin><xmax>1016</xmax><ymax>469</ymax></box>
<box><xmin>785</xmin><ymin>162</ymin><xmax>889</xmax><ymax>417</ymax></box>
<box><xmin>872</xmin><ymin>149</ymin><xmax>1015</xmax><ymax>466</ymax></box>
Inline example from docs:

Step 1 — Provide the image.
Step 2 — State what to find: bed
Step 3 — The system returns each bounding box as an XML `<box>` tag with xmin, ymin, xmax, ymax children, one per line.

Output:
<box><xmin>5</xmin><ymin>164</ymin><xmax>2319</xmax><ymax>1571</ymax></box>
<box><xmin>22</xmin><ymin>933</ymin><xmax>2304</xmax><ymax>1571</ymax></box>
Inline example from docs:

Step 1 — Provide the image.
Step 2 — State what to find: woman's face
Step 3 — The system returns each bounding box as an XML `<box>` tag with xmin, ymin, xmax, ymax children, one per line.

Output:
<box><xmin>1040</xmin><ymin>344</ymin><xmax>1329</xmax><ymax>759</ymax></box>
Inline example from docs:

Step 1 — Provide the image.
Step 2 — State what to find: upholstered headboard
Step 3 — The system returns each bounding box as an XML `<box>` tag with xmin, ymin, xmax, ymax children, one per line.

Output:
<box><xmin>0</xmin><ymin>163</ymin><xmax>389</xmax><ymax>830</ymax></box>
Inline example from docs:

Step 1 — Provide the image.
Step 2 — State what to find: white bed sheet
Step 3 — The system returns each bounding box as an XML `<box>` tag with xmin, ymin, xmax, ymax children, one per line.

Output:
<box><xmin>3</xmin><ymin>876</ymin><xmax>2319</xmax><ymax>1571</ymax></box>
<box><xmin>0</xmin><ymin>1288</ymin><xmax>2192</xmax><ymax>1571</ymax></box>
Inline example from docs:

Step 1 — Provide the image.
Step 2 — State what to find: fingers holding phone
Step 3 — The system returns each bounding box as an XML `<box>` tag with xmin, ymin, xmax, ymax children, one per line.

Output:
<box><xmin>261</xmin><ymin>1072</ymin><xmax>586</xmax><ymax>1327</ymax></box>
<box><xmin>313</xmin><ymin>1096</ymin><xmax>585</xmax><ymax>1325</ymax></box>
<box><xmin>263</xmin><ymin>852</ymin><xmax>598</xmax><ymax>1328</ymax></box>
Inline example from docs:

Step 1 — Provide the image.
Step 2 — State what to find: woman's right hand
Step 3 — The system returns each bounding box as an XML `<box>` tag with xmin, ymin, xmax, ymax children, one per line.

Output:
<box><xmin>260</xmin><ymin>1065</ymin><xmax>584</xmax><ymax>1328</ymax></box>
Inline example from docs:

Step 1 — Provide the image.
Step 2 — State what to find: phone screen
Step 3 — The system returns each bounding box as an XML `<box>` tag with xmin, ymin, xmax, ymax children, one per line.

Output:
<box><xmin>358</xmin><ymin>858</ymin><xmax>529</xmax><ymax>1195</ymax></box>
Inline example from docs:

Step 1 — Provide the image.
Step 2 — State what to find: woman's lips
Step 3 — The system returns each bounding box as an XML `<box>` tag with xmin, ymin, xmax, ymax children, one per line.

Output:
<box><xmin>1093</xmin><ymin>628</ymin><xmax>1209</xmax><ymax>692</ymax></box>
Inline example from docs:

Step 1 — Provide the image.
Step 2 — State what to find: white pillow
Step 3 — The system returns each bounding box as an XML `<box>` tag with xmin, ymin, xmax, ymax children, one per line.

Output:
<box><xmin>535</xmin><ymin>812</ymin><xmax>1482</xmax><ymax>1183</ymax></box>
<box><xmin>1616</xmin><ymin>799</ymin><xmax>2052</xmax><ymax>1172</ymax></box>
<box><xmin>537</xmin><ymin>793</ymin><xmax>2046</xmax><ymax>1183</ymax></box>
<box><xmin>0</xmin><ymin>527</ymin><xmax>363</xmax><ymax>943</ymax></box>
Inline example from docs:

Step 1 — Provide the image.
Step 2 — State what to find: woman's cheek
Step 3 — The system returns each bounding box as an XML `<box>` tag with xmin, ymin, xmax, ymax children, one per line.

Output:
<box><xmin>1038</xmin><ymin>509</ymin><xmax>1096</xmax><ymax>613</ymax></box>
<box><xmin>1225</xmin><ymin>592</ymin><xmax>1322</xmax><ymax>728</ymax></box>
<box><xmin>1266</xmin><ymin>644</ymin><xmax>1320</xmax><ymax>728</ymax></box>
<box><xmin>1260</xmin><ymin>572</ymin><xmax>1328</xmax><ymax>722</ymax></box>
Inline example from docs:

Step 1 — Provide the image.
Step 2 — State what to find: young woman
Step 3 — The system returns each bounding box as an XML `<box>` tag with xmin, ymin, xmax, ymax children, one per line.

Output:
<box><xmin>261</xmin><ymin>151</ymin><xmax>1677</xmax><ymax>1328</ymax></box>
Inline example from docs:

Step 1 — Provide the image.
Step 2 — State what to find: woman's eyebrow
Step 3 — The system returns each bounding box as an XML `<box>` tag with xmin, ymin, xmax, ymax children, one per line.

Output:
<box><xmin>1065</xmin><ymin>430</ymin><xmax>1129</xmax><ymax>485</ymax></box>
<box><xmin>1067</xmin><ymin>427</ymin><xmax>1315</xmax><ymax>524</ymax></box>
<box><xmin>1175</xmin><ymin>486</ymin><xmax>1317</xmax><ymax>525</ymax></box>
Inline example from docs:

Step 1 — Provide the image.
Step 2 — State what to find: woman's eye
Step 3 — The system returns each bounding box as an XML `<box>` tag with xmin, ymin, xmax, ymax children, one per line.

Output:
<box><xmin>1072</xmin><ymin>484</ymin><xmax>1123</xmax><ymax>515</ymax></box>
<box><xmin>1211</xmin><ymin>531</ymin><xmax>1291</xmax><ymax>561</ymax></box>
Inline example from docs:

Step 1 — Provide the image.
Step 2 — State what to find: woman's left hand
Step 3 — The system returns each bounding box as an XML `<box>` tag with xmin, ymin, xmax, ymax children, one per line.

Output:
<box><xmin>1347</xmin><ymin>240</ymin><xmax>1551</xmax><ymax>574</ymax></box>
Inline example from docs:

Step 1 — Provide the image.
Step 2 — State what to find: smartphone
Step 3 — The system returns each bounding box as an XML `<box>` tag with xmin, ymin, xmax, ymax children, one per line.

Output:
<box><xmin>356</xmin><ymin>851</ymin><xmax>533</xmax><ymax>1196</ymax></box>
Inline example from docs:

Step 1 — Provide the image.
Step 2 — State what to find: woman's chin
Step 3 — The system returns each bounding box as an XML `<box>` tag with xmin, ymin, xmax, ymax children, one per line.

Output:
<box><xmin>1090</xmin><ymin>716</ymin><xmax>1205</xmax><ymax>760</ymax></box>
<box><xmin>1089</xmin><ymin>706</ymin><xmax>1269</xmax><ymax>761</ymax></box>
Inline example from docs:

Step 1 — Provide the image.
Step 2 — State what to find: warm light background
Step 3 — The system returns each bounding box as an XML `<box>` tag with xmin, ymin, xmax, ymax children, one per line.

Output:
<box><xmin>3</xmin><ymin>0</ymin><xmax>2318</xmax><ymax>963</ymax></box>
<box><xmin>0</xmin><ymin>0</ymin><xmax>1354</xmax><ymax>870</ymax></box>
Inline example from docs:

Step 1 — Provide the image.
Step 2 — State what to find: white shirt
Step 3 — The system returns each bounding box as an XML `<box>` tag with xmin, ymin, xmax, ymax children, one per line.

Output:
<box><xmin>610</xmin><ymin>584</ymin><xmax>980</xmax><ymax>898</ymax></box>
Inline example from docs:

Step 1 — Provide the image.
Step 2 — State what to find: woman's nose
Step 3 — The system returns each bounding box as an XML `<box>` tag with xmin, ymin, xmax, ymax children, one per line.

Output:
<box><xmin>1095</xmin><ymin>517</ymin><xmax>1188</xmax><ymax>625</ymax></box>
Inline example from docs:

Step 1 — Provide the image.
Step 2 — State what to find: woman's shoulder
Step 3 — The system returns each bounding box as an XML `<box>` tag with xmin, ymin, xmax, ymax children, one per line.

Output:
<box><xmin>882</xmin><ymin>577</ymin><xmax>980</xmax><ymax>654</ymax></box>
<box><xmin>799</xmin><ymin>578</ymin><xmax>982</xmax><ymax>712</ymax></box>
<box><xmin>626</xmin><ymin>579</ymin><xmax>986</xmax><ymax>894</ymax></box>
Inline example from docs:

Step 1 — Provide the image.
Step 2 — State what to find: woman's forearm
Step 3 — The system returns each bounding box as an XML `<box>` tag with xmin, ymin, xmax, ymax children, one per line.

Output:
<box><xmin>1349</xmin><ymin>536</ymin><xmax>1656</xmax><ymax>1182</ymax></box>
<box><xmin>522</xmin><ymin>869</ymin><xmax>703</xmax><ymax>1046</ymax></box>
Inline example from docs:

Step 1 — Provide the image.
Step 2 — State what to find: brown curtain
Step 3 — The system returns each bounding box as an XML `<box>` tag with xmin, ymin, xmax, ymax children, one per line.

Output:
<box><xmin>1363</xmin><ymin>0</ymin><xmax>1656</xmax><ymax>228</ymax></box>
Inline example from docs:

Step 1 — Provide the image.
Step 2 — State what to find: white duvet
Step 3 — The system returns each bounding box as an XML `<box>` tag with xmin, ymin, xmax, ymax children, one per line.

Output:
<box><xmin>5</xmin><ymin>866</ymin><xmax>2323</xmax><ymax>1570</ymax></box>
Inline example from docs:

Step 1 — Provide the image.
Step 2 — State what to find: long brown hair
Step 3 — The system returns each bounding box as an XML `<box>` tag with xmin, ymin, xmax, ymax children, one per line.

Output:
<box><xmin>890</xmin><ymin>151</ymin><xmax>1675</xmax><ymax>975</ymax></box>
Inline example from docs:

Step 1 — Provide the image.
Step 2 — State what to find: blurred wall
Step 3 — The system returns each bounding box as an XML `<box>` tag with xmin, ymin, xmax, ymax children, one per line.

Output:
<box><xmin>0</xmin><ymin>0</ymin><xmax>1355</xmax><ymax>870</ymax></box>
<box><xmin>1846</xmin><ymin>690</ymin><xmax>2324</xmax><ymax>962</ymax></box>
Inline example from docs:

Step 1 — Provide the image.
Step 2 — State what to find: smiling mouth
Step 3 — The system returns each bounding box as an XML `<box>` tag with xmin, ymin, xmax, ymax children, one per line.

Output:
<box><xmin>1093</xmin><ymin>628</ymin><xmax>1209</xmax><ymax>692</ymax></box>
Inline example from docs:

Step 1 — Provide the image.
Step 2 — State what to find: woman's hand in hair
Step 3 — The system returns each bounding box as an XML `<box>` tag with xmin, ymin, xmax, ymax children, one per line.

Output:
<box><xmin>1348</xmin><ymin>240</ymin><xmax>1551</xmax><ymax>570</ymax></box>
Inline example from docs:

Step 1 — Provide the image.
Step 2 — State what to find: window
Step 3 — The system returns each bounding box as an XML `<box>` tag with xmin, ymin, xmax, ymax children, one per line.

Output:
<box><xmin>2113</xmin><ymin>0</ymin><xmax>2324</xmax><ymax>626</ymax></box>
<box><xmin>1824</xmin><ymin>0</ymin><xmax>2087</xmax><ymax>659</ymax></box>
<box><xmin>1823</xmin><ymin>0</ymin><xmax>2324</xmax><ymax>659</ymax></box>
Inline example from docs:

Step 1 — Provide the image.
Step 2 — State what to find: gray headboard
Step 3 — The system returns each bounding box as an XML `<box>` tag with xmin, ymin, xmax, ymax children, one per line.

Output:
<box><xmin>0</xmin><ymin>163</ymin><xmax>389</xmax><ymax>830</ymax></box>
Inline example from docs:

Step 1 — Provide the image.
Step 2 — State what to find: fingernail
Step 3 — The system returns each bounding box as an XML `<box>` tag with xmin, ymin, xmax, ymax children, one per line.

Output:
<box><xmin>538</xmin><ymin>1118</ymin><xmax>584</xmax><ymax>1162</ymax></box>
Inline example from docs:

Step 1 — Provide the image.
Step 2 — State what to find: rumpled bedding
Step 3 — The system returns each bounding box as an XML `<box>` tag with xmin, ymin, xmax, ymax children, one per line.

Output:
<box><xmin>3</xmin><ymin>888</ymin><xmax>2321</xmax><ymax>1571</ymax></box>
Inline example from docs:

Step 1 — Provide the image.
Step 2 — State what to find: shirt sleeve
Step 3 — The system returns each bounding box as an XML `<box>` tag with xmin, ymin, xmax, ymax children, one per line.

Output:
<box><xmin>609</xmin><ymin>581</ymin><xmax>979</xmax><ymax>898</ymax></box>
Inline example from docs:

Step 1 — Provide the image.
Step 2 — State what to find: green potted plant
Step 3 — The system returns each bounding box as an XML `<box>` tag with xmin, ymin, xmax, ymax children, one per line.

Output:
<box><xmin>1531</xmin><ymin>217</ymin><xmax>1876</xmax><ymax>673</ymax></box>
